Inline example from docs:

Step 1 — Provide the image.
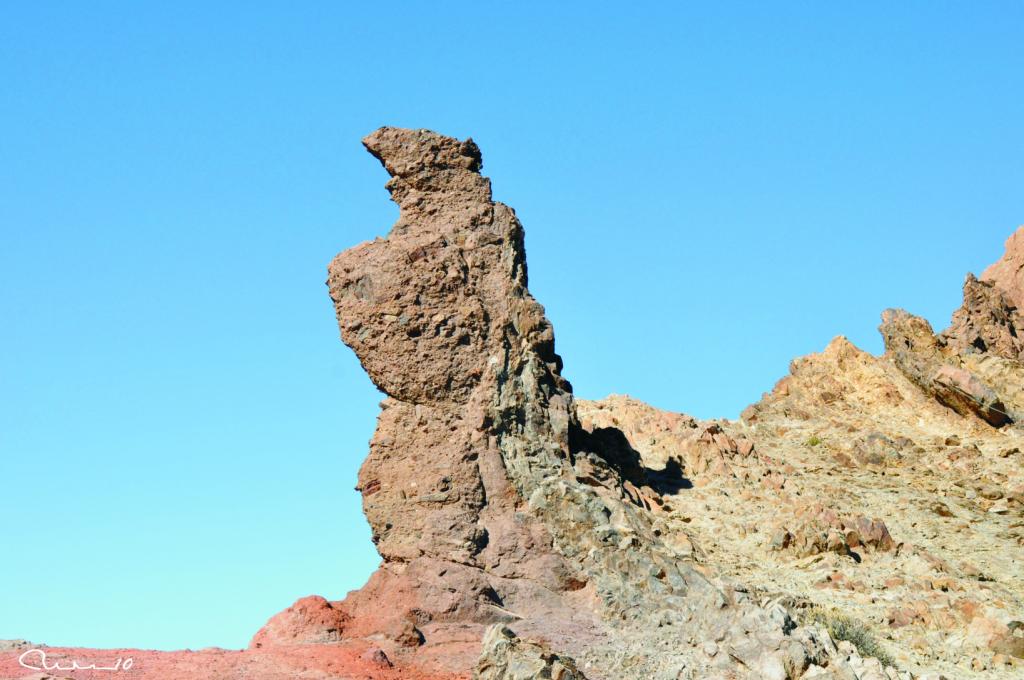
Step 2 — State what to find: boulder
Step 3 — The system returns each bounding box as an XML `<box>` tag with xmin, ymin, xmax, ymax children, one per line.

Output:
<box><xmin>931</xmin><ymin>364</ymin><xmax>1010</xmax><ymax>427</ymax></box>
<box><xmin>249</xmin><ymin>596</ymin><xmax>349</xmax><ymax>648</ymax></box>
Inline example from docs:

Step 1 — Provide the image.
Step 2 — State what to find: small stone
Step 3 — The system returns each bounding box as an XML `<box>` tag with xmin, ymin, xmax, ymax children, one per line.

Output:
<box><xmin>360</xmin><ymin>647</ymin><xmax>393</xmax><ymax>668</ymax></box>
<box><xmin>988</xmin><ymin>499</ymin><xmax>1010</xmax><ymax>514</ymax></box>
<box><xmin>769</xmin><ymin>529</ymin><xmax>792</xmax><ymax>551</ymax></box>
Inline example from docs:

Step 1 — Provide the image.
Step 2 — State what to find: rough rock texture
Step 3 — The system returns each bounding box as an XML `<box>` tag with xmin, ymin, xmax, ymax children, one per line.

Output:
<box><xmin>583</xmin><ymin>338</ymin><xmax>1023</xmax><ymax>678</ymax></box>
<box><xmin>5</xmin><ymin>132</ymin><xmax>1021</xmax><ymax>680</ymax></box>
<box><xmin>879</xmin><ymin>307</ymin><xmax>1016</xmax><ymax>426</ymax></box>
<box><xmin>942</xmin><ymin>274</ymin><xmax>1024</xmax><ymax>361</ymax></box>
<box><xmin>982</xmin><ymin>226</ymin><xmax>1024</xmax><ymax>311</ymax></box>
<box><xmin>475</xmin><ymin>626</ymin><xmax>588</xmax><ymax>680</ymax></box>
<box><xmin>931</xmin><ymin>363</ymin><xmax>1010</xmax><ymax>427</ymax></box>
<box><xmin>769</xmin><ymin>503</ymin><xmax>896</xmax><ymax>558</ymax></box>
<box><xmin>249</xmin><ymin>596</ymin><xmax>349</xmax><ymax>648</ymax></box>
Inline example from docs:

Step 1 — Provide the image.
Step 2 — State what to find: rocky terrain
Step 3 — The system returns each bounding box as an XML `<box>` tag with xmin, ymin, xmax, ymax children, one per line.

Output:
<box><xmin>3</xmin><ymin>128</ymin><xmax>1021</xmax><ymax>679</ymax></box>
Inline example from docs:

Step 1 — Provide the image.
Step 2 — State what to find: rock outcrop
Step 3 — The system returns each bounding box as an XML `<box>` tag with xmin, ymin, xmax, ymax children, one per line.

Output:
<box><xmin>313</xmin><ymin>127</ymin><xmax>849</xmax><ymax>678</ymax></box>
<box><xmin>981</xmin><ymin>227</ymin><xmax>1024</xmax><ymax>312</ymax></box>
<box><xmin>878</xmin><ymin>295</ymin><xmax>1024</xmax><ymax>428</ymax></box>
<box><xmin>249</xmin><ymin>596</ymin><xmax>349</xmax><ymax>648</ymax></box>
<box><xmin>942</xmin><ymin>274</ymin><xmax>1024</xmax><ymax>361</ymax></box>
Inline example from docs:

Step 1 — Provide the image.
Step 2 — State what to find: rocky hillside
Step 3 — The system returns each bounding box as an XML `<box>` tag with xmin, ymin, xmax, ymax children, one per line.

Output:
<box><xmin>3</xmin><ymin>129</ymin><xmax>1020</xmax><ymax>680</ymax></box>
<box><xmin>576</xmin><ymin>226</ymin><xmax>1024</xmax><ymax>678</ymax></box>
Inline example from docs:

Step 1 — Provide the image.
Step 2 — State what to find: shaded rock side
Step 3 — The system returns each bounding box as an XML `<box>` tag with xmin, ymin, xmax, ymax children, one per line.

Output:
<box><xmin>931</xmin><ymin>364</ymin><xmax>1010</xmax><ymax>428</ymax></box>
<box><xmin>320</xmin><ymin>127</ymin><xmax>585</xmax><ymax>672</ymax></box>
<box><xmin>942</xmin><ymin>274</ymin><xmax>1024</xmax><ymax>361</ymax></box>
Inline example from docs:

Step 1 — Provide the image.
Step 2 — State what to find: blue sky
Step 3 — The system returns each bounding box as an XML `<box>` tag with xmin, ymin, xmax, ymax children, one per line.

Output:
<box><xmin>1</xmin><ymin>2</ymin><xmax>1021</xmax><ymax>651</ymax></box>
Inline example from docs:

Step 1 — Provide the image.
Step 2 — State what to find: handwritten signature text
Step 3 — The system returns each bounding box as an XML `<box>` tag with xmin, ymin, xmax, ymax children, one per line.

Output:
<box><xmin>18</xmin><ymin>648</ymin><xmax>134</xmax><ymax>672</ymax></box>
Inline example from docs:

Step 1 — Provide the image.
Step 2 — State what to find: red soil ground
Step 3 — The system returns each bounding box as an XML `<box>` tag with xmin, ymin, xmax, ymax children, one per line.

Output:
<box><xmin>0</xmin><ymin>642</ymin><xmax>468</xmax><ymax>680</ymax></box>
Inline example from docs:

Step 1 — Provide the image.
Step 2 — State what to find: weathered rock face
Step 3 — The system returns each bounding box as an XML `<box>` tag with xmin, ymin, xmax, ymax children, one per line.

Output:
<box><xmin>878</xmin><ymin>309</ymin><xmax>948</xmax><ymax>391</ymax></box>
<box><xmin>322</xmin><ymin>127</ymin><xmax>585</xmax><ymax>671</ymax></box>
<box><xmin>334</xmin><ymin>131</ymin><xmax>583</xmax><ymax>579</ymax></box>
<box><xmin>982</xmin><ymin>226</ymin><xmax>1024</xmax><ymax>311</ymax></box>
<box><xmin>942</xmin><ymin>274</ymin><xmax>1024</xmax><ymax>361</ymax></box>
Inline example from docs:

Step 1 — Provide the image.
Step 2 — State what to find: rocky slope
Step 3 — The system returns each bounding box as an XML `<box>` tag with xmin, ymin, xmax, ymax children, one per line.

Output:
<box><xmin>3</xmin><ymin>130</ymin><xmax>1021</xmax><ymax>679</ymax></box>
<box><xmin>579</xmin><ymin>230</ymin><xmax>1024</xmax><ymax>678</ymax></box>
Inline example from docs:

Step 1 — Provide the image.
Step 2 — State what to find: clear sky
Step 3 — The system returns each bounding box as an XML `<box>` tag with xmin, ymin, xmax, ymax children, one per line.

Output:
<box><xmin>1</xmin><ymin>2</ymin><xmax>1021</xmax><ymax>651</ymax></box>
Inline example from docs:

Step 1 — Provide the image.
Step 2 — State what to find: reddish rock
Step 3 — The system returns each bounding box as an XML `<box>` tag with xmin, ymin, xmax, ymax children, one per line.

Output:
<box><xmin>981</xmin><ymin>225</ymin><xmax>1024</xmax><ymax>311</ymax></box>
<box><xmin>942</xmin><ymin>274</ymin><xmax>1024</xmax><ymax>360</ymax></box>
<box><xmin>966</xmin><ymin>615</ymin><xmax>1011</xmax><ymax>650</ymax></box>
<box><xmin>249</xmin><ymin>595</ymin><xmax>349</xmax><ymax>648</ymax></box>
<box><xmin>314</xmin><ymin>128</ymin><xmax>592</xmax><ymax>672</ymax></box>
<box><xmin>931</xmin><ymin>364</ymin><xmax>1010</xmax><ymax>427</ymax></box>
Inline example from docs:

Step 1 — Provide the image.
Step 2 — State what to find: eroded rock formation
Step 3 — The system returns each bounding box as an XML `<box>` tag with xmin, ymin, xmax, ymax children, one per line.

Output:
<box><xmin>313</xmin><ymin>127</ymin><xmax>849</xmax><ymax>679</ymax></box>
<box><xmin>943</xmin><ymin>274</ymin><xmax>1024</xmax><ymax>361</ymax></box>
